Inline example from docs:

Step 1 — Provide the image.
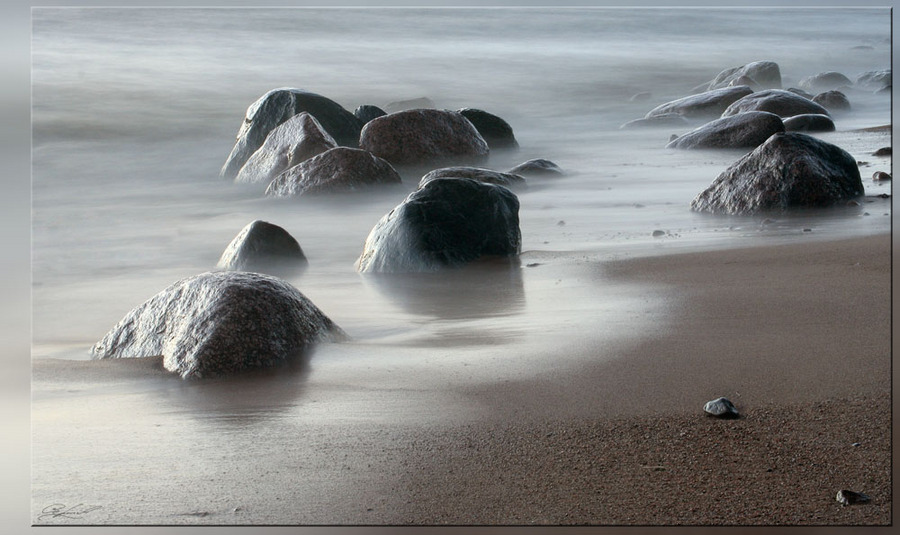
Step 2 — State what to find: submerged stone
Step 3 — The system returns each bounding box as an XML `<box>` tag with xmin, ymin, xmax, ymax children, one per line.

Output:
<box><xmin>707</xmin><ymin>60</ymin><xmax>782</xmax><ymax>90</ymax></box>
<box><xmin>645</xmin><ymin>86</ymin><xmax>754</xmax><ymax>120</ymax></box>
<box><xmin>507</xmin><ymin>158</ymin><xmax>564</xmax><ymax>177</ymax></box>
<box><xmin>217</xmin><ymin>220</ymin><xmax>308</xmax><ymax>275</ymax></box>
<box><xmin>266</xmin><ymin>147</ymin><xmax>402</xmax><ymax>198</ymax></box>
<box><xmin>458</xmin><ymin>108</ymin><xmax>519</xmax><ymax>149</ymax></box>
<box><xmin>666</xmin><ymin>111</ymin><xmax>784</xmax><ymax>150</ymax></box>
<box><xmin>782</xmin><ymin>114</ymin><xmax>836</xmax><ymax>133</ymax></box>
<box><xmin>419</xmin><ymin>166</ymin><xmax>526</xmax><ymax>189</ymax></box>
<box><xmin>722</xmin><ymin>89</ymin><xmax>830</xmax><ymax>119</ymax></box>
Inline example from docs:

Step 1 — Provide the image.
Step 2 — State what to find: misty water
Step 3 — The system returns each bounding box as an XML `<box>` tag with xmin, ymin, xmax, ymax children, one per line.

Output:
<box><xmin>32</xmin><ymin>7</ymin><xmax>891</xmax><ymax>386</ymax></box>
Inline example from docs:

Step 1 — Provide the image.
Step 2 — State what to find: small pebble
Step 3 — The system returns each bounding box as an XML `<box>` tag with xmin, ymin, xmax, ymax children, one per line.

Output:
<box><xmin>872</xmin><ymin>171</ymin><xmax>891</xmax><ymax>181</ymax></box>
<box><xmin>851</xmin><ymin>442</ymin><xmax>861</xmax><ymax>447</ymax></box>
<box><xmin>652</xmin><ymin>230</ymin><xmax>666</xmax><ymax>238</ymax></box>
<box><xmin>803</xmin><ymin>228</ymin><xmax>813</xmax><ymax>232</ymax></box>
<box><xmin>557</xmin><ymin>220</ymin><xmax>566</xmax><ymax>226</ymax></box>
<box><xmin>703</xmin><ymin>397</ymin><xmax>739</xmax><ymax>418</ymax></box>
<box><xmin>836</xmin><ymin>489</ymin><xmax>870</xmax><ymax>506</ymax></box>
<box><xmin>873</xmin><ymin>147</ymin><xmax>891</xmax><ymax>157</ymax></box>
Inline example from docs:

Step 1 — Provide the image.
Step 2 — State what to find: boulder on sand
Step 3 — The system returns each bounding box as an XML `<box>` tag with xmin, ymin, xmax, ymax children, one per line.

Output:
<box><xmin>721</xmin><ymin>89</ymin><xmax>830</xmax><ymax>119</ymax></box>
<box><xmin>690</xmin><ymin>132</ymin><xmax>864</xmax><ymax>215</ymax></box>
<box><xmin>90</xmin><ymin>271</ymin><xmax>346</xmax><ymax>379</ymax></box>
<box><xmin>220</xmin><ymin>88</ymin><xmax>362</xmax><ymax>180</ymax></box>
<box><xmin>358</xmin><ymin>109</ymin><xmax>490</xmax><ymax>167</ymax></box>
<box><xmin>266</xmin><ymin>147</ymin><xmax>402</xmax><ymax>198</ymax></box>
<box><xmin>666</xmin><ymin>111</ymin><xmax>785</xmax><ymax>150</ymax></box>
<box><xmin>235</xmin><ymin>112</ymin><xmax>337</xmax><ymax>184</ymax></box>
<box><xmin>217</xmin><ymin>220</ymin><xmax>308</xmax><ymax>275</ymax></box>
<box><xmin>645</xmin><ymin>86</ymin><xmax>754</xmax><ymax>120</ymax></box>
<box><xmin>419</xmin><ymin>166</ymin><xmax>526</xmax><ymax>189</ymax></box>
<box><xmin>458</xmin><ymin>108</ymin><xmax>519</xmax><ymax>149</ymax></box>
<box><xmin>356</xmin><ymin>177</ymin><xmax>521</xmax><ymax>273</ymax></box>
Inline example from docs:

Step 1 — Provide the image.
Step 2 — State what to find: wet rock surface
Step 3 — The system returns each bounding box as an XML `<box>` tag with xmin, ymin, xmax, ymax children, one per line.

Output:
<box><xmin>782</xmin><ymin>114</ymin><xmax>836</xmax><ymax>133</ymax></box>
<box><xmin>812</xmin><ymin>90</ymin><xmax>851</xmax><ymax>111</ymax></box>
<box><xmin>354</xmin><ymin>104</ymin><xmax>387</xmax><ymax>125</ymax></box>
<box><xmin>234</xmin><ymin>112</ymin><xmax>337</xmax><ymax>184</ymax></box>
<box><xmin>458</xmin><ymin>108</ymin><xmax>519</xmax><ymax>149</ymax></box>
<box><xmin>419</xmin><ymin>166</ymin><xmax>526</xmax><ymax>189</ymax></box>
<box><xmin>645</xmin><ymin>86</ymin><xmax>754</xmax><ymax>120</ymax></box>
<box><xmin>691</xmin><ymin>132</ymin><xmax>864</xmax><ymax>215</ymax></box>
<box><xmin>722</xmin><ymin>89</ymin><xmax>830</xmax><ymax>119</ymax></box>
<box><xmin>217</xmin><ymin>220</ymin><xmax>308</xmax><ymax>275</ymax></box>
<box><xmin>356</xmin><ymin>177</ymin><xmax>521</xmax><ymax>273</ymax></box>
<box><xmin>666</xmin><ymin>111</ymin><xmax>784</xmax><ymax>150</ymax></box>
<box><xmin>266</xmin><ymin>147</ymin><xmax>402</xmax><ymax>198</ymax></box>
<box><xmin>90</xmin><ymin>271</ymin><xmax>346</xmax><ymax>379</ymax></box>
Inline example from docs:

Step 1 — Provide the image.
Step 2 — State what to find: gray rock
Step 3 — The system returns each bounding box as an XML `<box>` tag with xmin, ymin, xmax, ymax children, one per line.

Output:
<box><xmin>358</xmin><ymin>109</ymin><xmax>490</xmax><ymax>167</ymax></box>
<box><xmin>458</xmin><ymin>108</ymin><xmax>519</xmax><ymax>149</ymax></box>
<box><xmin>783</xmin><ymin>114</ymin><xmax>836</xmax><ymax>133</ymax></box>
<box><xmin>621</xmin><ymin>113</ymin><xmax>692</xmax><ymax>129</ymax></box>
<box><xmin>703</xmin><ymin>397</ymin><xmax>739</xmax><ymax>418</ymax></box>
<box><xmin>799</xmin><ymin>71</ymin><xmax>853</xmax><ymax>92</ymax></box>
<box><xmin>707</xmin><ymin>61</ymin><xmax>782</xmax><ymax>90</ymax></box>
<box><xmin>836</xmin><ymin>490</ymin><xmax>871</xmax><ymax>506</ymax></box>
<box><xmin>645</xmin><ymin>86</ymin><xmax>754</xmax><ymax>120</ymax></box>
<box><xmin>235</xmin><ymin>112</ymin><xmax>337</xmax><ymax>185</ymax></box>
<box><xmin>812</xmin><ymin>90</ymin><xmax>851</xmax><ymax>111</ymax></box>
<box><xmin>666</xmin><ymin>111</ymin><xmax>784</xmax><ymax>150</ymax></box>
<box><xmin>856</xmin><ymin>69</ymin><xmax>891</xmax><ymax>91</ymax></box>
<box><xmin>217</xmin><ymin>220</ymin><xmax>308</xmax><ymax>275</ymax></box>
<box><xmin>220</xmin><ymin>88</ymin><xmax>362</xmax><ymax>179</ymax></box>
<box><xmin>691</xmin><ymin>132</ymin><xmax>864</xmax><ymax>215</ymax></box>
<box><xmin>90</xmin><ymin>271</ymin><xmax>346</xmax><ymax>379</ymax></box>
<box><xmin>354</xmin><ymin>104</ymin><xmax>387</xmax><ymax>125</ymax></box>
<box><xmin>266</xmin><ymin>147</ymin><xmax>402</xmax><ymax>198</ymax></box>
<box><xmin>722</xmin><ymin>89</ymin><xmax>830</xmax><ymax>119</ymax></box>
<box><xmin>419</xmin><ymin>166</ymin><xmax>526</xmax><ymax>189</ymax></box>
<box><xmin>507</xmin><ymin>158</ymin><xmax>564</xmax><ymax>177</ymax></box>
<box><xmin>356</xmin><ymin>177</ymin><xmax>521</xmax><ymax>273</ymax></box>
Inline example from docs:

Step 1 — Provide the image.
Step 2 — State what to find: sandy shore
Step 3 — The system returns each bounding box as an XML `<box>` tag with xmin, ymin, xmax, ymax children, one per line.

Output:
<box><xmin>31</xmin><ymin>233</ymin><xmax>891</xmax><ymax>527</ymax></box>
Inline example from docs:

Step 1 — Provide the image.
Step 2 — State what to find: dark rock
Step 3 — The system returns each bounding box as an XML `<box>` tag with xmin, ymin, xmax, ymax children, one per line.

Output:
<box><xmin>458</xmin><ymin>108</ymin><xmax>519</xmax><ymax>150</ymax></box>
<box><xmin>90</xmin><ymin>271</ymin><xmax>345</xmax><ymax>379</ymax></box>
<box><xmin>707</xmin><ymin>61</ymin><xmax>782</xmax><ymax>90</ymax></box>
<box><xmin>217</xmin><ymin>220</ymin><xmax>308</xmax><ymax>275</ymax></box>
<box><xmin>703</xmin><ymin>397</ymin><xmax>739</xmax><ymax>418</ymax></box>
<box><xmin>354</xmin><ymin>105</ymin><xmax>387</xmax><ymax>125</ymax></box>
<box><xmin>356</xmin><ymin>177</ymin><xmax>521</xmax><ymax>273</ymax></box>
<box><xmin>220</xmin><ymin>88</ymin><xmax>362</xmax><ymax>179</ymax></box>
<box><xmin>645</xmin><ymin>86</ymin><xmax>754</xmax><ymax>120</ymax></box>
<box><xmin>235</xmin><ymin>112</ymin><xmax>337</xmax><ymax>184</ymax></box>
<box><xmin>358</xmin><ymin>109</ymin><xmax>490</xmax><ymax>167</ymax></box>
<box><xmin>785</xmin><ymin>87</ymin><xmax>815</xmax><ymax>100</ymax></box>
<box><xmin>812</xmin><ymin>90</ymin><xmax>851</xmax><ymax>111</ymax></box>
<box><xmin>419</xmin><ymin>166</ymin><xmax>526</xmax><ymax>189</ymax></box>
<box><xmin>691</xmin><ymin>132</ymin><xmax>864</xmax><ymax>215</ymax></box>
<box><xmin>799</xmin><ymin>71</ymin><xmax>853</xmax><ymax>92</ymax></box>
<box><xmin>384</xmin><ymin>97</ymin><xmax>435</xmax><ymax>113</ymax></box>
<box><xmin>836</xmin><ymin>490</ymin><xmax>871</xmax><ymax>506</ymax></box>
<box><xmin>266</xmin><ymin>147</ymin><xmax>402</xmax><ymax>198</ymax></box>
<box><xmin>722</xmin><ymin>89</ymin><xmax>830</xmax><ymax>119</ymax></box>
<box><xmin>651</xmin><ymin>230</ymin><xmax>666</xmax><ymax>238</ymax></box>
<box><xmin>872</xmin><ymin>171</ymin><xmax>891</xmax><ymax>181</ymax></box>
<box><xmin>856</xmin><ymin>69</ymin><xmax>891</xmax><ymax>91</ymax></box>
<box><xmin>873</xmin><ymin>147</ymin><xmax>891</xmax><ymax>157</ymax></box>
<box><xmin>621</xmin><ymin>113</ymin><xmax>691</xmax><ymax>129</ymax></box>
<box><xmin>666</xmin><ymin>111</ymin><xmax>784</xmax><ymax>150</ymax></box>
<box><xmin>783</xmin><ymin>114</ymin><xmax>836</xmax><ymax>133</ymax></box>
<box><xmin>507</xmin><ymin>158</ymin><xmax>564</xmax><ymax>177</ymax></box>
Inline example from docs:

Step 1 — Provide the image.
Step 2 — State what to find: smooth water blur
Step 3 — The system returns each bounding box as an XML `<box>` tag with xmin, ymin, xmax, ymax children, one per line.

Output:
<box><xmin>32</xmin><ymin>7</ymin><xmax>892</xmax><ymax>367</ymax></box>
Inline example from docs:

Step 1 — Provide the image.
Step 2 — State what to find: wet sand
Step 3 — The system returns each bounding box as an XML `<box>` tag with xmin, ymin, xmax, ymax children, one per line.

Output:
<box><xmin>30</xmin><ymin>233</ymin><xmax>891</xmax><ymax>526</ymax></box>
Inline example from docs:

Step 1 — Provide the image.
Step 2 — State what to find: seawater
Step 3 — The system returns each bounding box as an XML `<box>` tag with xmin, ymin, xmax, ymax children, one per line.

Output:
<box><xmin>31</xmin><ymin>7</ymin><xmax>891</xmax><ymax>375</ymax></box>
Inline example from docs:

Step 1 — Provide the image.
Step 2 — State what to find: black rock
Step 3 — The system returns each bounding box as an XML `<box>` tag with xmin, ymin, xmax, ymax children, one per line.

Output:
<box><xmin>220</xmin><ymin>88</ymin><xmax>362</xmax><ymax>179</ymax></box>
<box><xmin>722</xmin><ymin>89</ymin><xmax>830</xmax><ymax>119</ymax></box>
<box><xmin>783</xmin><ymin>114</ymin><xmax>836</xmax><ymax>133</ymax></box>
<box><xmin>90</xmin><ymin>271</ymin><xmax>346</xmax><ymax>379</ymax></box>
<box><xmin>419</xmin><ymin>166</ymin><xmax>526</xmax><ymax>189</ymax></box>
<box><xmin>645</xmin><ymin>86</ymin><xmax>754</xmax><ymax>120</ymax></box>
<box><xmin>266</xmin><ymin>147</ymin><xmax>402</xmax><ymax>198</ymax></box>
<box><xmin>354</xmin><ymin>104</ymin><xmax>388</xmax><ymax>125</ymax></box>
<box><xmin>873</xmin><ymin>147</ymin><xmax>891</xmax><ymax>157</ymax></box>
<box><xmin>666</xmin><ymin>111</ymin><xmax>784</xmax><ymax>150</ymax></box>
<box><xmin>356</xmin><ymin>177</ymin><xmax>521</xmax><ymax>273</ymax></box>
<box><xmin>235</xmin><ymin>112</ymin><xmax>337</xmax><ymax>184</ymax></box>
<box><xmin>217</xmin><ymin>220</ymin><xmax>308</xmax><ymax>275</ymax></box>
<box><xmin>458</xmin><ymin>108</ymin><xmax>519</xmax><ymax>150</ymax></box>
<box><xmin>703</xmin><ymin>397</ymin><xmax>739</xmax><ymax>418</ymax></box>
<box><xmin>872</xmin><ymin>171</ymin><xmax>891</xmax><ymax>182</ymax></box>
<box><xmin>507</xmin><ymin>158</ymin><xmax>564</xmax><ymax>177</ymax></box>
<box><xmin>691</xmin><ymin>132</ymin><xmax>864</xmax><ymax>215</ymax></box>
<box><xmin>812</xmin><ymin>90</ymin><xmax>851</xmax><ymax>111</ymax></box>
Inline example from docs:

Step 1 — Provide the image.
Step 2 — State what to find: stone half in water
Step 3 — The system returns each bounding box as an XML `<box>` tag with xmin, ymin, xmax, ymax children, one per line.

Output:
<box><xmin>216</xmin><ymin>220</ymin><xmax>308</xmax><ymax>277</ymax></box>
<box><xmin>90</xmin><ymin>271</ymin><xmax>346</xmax><ymax>379</ymax></box>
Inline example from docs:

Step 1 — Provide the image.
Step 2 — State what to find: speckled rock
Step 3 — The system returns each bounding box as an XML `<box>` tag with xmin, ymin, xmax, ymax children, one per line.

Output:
<box><xmin>266</xmin><ymin>147</ymin><xmax>402</xmax><ymax>198</ymax></box>
<box><xmin>356</xmin><ymin>177</ymin><xmax>520</xmax><ymax>273</ymax></box>
<box><xmin>799</xmin><ymin>71</ymin><xmax>853</xmax><ymax>92</ymax></box>
<box><xmin>620</xmin><ymin>113</ymin><xmax>691</xmax><ymax>129</ymax></box>
<box><xmin>782</xmin><ymin>114</ymin><xmax>836</xmax><ymax>133</ymax></box>
<box><xmin>812</xmin><ymin>90</ymin><xmax>851</xmax><ymax>111</ymax></box>
<box><xmin>666</xmin><ymin>111</ymin><xmax>784</xmax><ymax>150</ymax></box>
<box><xmin>707</xmin><ymin>60</ymin><xmax>782</xmax><ymax>90</ymax></box>
<box><xmin>645</xmin><ymin>86</ymin><xmax>754</xmax><ymax>120</ymax></box>
<box><xmin>691</xmin><ymin>132</ymin><xmax>864</xmax><ymax>215</ymax></box>
<box><xmin>703</xmin><ymin>397</ymin><xmax>739</xmax><ymax>418</ymax></box>
<box><xmin>507</xmin><ymin>158</ymin><xmax>564</xmax><ymax>177</ymax></box>
<box><xmin>217</xmin><ymin>220</ymin><xmax>308</xmax><ymax>275</ymax></box>
<box><xmin>722</xmin><ymin>89</ymin><xmax>830</xmax><ymax>119</ymax></box>
<box><xmin>235</xmin><ymin>112</ymin><xmax>337</xmax><ymax>184</ymax></box>
<box><xmin>220</xmin><ymin>88</ymin><xmax>362</xmax><ymax>179</ymax></box>
<box><xmin>354</xmin><ymin>104</ymin><xmax>387</xmax><ymax>125</ymax></box>
<box><xmin>419</xmin><ymin>166</ymin><xmax>526</xmax><ymax>189</ymax></box>
<box><xmin>90</xmin><ymin>271</ymin><xmax>346</xmax><ymax>379</ymax></box>
<box><xmin>358</xmin><ymin>109</ymin><xmax>489</xmax><ymax>167</ymax></box>
<box><xmin>458</xmin><ymin>108</ymin><xmax>519</xmax><ymax>149</ymax></box>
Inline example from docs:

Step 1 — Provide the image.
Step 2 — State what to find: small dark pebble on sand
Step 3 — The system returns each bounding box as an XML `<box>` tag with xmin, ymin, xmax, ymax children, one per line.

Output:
<box><xmin>652</xmin><ymin>230</ymin><xmax>666</xmax><ymax>238</ymax></box>
<box><xmin>872</xmin><ymin>171</ymin><xmax>891</xmax><ymax>181</ymax></box>
<box><xmin>836</xmin><ymin>490</ymin><xmax>871</xmax><ymax>506</ymax></box>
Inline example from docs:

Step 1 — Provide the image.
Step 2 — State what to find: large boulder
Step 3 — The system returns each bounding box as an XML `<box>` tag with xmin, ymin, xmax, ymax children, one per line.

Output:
<box><xmin>782</xmin><ymin>114</ymin><xmax>836</xmax><ymax>133</ymax></box>
<box><xmin>812</xmin><ymin>90</ymin><xmax>851</xmax><ymax>111</ymax></box>
<box><xmin>234</xmin><ymin>112</ymin><xmax>337</xmax><ymax>184</ymax></box>
<box><xmin>507</xmin><ymin>158</ymin><xmax>564</xmax><ymax>177</ymax></box>
<box><xmin>220</xmin><ymin>88</ymin><xmax>362</xmax><ymax>179</ymax></box>
<box><xmin>458</xmin><ymin>108</ymin><xmax>519</xmax><ymax>149</ymax></box>
<box><xmin>690</xmin><ymin>132</ymin><xmax>864</xmax><ymax>215</ymax></box>
<box><xmin>798</xmin><ymin>71</ymin><xmax>853</xmax><ymax>93</ymax></box>
<box><xmin>358</xmin><ymin>109</ymin><xmax>490</xmax><ymax>167</ymax></box>
<box><xmin>707</xmin><ymin>61</ymin><xmax>782</xmax><ymax>90</ymax></box>
<box><xmin>356</xmin><ymin>177</ymin><xmax>521</xmax><ymax>273</ymax></box>
<box><xmin>721</xmin><ymin>89</ymin><xmax>830</xmax><ymax>118</ymax></box>
<box><xmin>856</xmin><ymin>69</ymin><xmax>891</xmax><ymax>92</ymax></box>
<box><xmin>666</xmin><ymin>111</ymin><xmax>785</xmax><ymax>150</ymax></box>
<box><xmin>266</xmin><ymin>147</ymin><xmax>402</xmax><ymax>198</ymax></box>
<box><xmin>90</xmin><ymin>271</ymin><xmax>346</xmax><ymax>379</ymax></box>
<box><xmin>217</xmin><ymin>220</ymin><xmax>308</xmax><ymax>275</ymax></box>
<box><xmin>644</xmin><ymin>86</ymin><xmax>754</xmax><ymax>120</ymax></box>
<box><xmin>419</xmin><ymin>166</ymin><xmax>526</xmax><ymax>189</ymax></box>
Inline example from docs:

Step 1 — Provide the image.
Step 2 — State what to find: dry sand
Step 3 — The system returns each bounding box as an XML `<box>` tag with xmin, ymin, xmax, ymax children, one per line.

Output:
<box><xmin>30</xmin><ymin>233</ymin><xmax>891</xmax><ymax>527</ymax></box>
